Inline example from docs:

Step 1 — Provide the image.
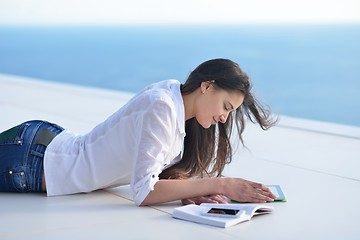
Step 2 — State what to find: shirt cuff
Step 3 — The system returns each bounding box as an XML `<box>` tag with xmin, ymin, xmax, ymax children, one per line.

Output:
<box><xmin>132</xmin><ymin>173</ymin><xmax>159</xmax><ymax>206</ymax></box>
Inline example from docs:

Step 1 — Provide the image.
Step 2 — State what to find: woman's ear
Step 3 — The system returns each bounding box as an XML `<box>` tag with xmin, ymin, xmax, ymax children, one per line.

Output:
<box><xmin>200</xmin><ymin>80</ymin><xmax>215</xmax><ymax>93</ymax></box>
<box><xmin>200</xmin><ymin>82</ymin><xmax>208</xmax><ymax>93</ymax></box>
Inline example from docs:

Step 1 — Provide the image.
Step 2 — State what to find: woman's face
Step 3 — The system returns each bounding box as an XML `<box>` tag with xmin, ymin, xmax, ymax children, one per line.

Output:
<box><xmin>194</xmin><ymin>82</ymin><xmax>244</xmax><ymax>128</ymax></box>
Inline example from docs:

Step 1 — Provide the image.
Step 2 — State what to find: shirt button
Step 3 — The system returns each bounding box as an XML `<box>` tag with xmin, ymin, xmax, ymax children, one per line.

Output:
<box><xmin>152</xmin><ymin>174</ymin><xmax>155</xmax><ymax>178</ymax></box>
<box><xmin>9</xmin><ymin>170</ymin><xmax>13</xmax><ymax>175</ymax></box>
<box><xmin>20</xmin><ymin>172</ymin><xmax>25</xmax><ymax>176</ymax></box>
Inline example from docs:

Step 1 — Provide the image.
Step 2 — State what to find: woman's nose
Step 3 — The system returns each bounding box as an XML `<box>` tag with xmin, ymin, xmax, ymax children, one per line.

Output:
<box><xmin>219</xmin><ymin>114</ymin><xmax>227</xmax><ymax>123</ymax></box>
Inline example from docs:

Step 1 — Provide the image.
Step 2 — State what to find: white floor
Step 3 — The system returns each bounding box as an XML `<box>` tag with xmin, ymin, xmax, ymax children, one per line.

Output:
<box><xmin>1</xmin><ymin>74</ymin><xmax>359</xmax><ymax>240</ymax></box>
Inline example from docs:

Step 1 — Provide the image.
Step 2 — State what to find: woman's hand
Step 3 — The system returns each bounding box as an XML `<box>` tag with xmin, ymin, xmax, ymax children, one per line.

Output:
<box><xmin>181</xmin><ymin>194</ymin><xmax>228</xmax><ymax>205</ymax></box>
<box><xmin>222</xmin><ymin>178</ymin><xmax>276</xmax><ymax>203</ymax></box>
<box><xmin>140</xmin><ymin>177</ymin><xmax>276</xmax><ymax>206</ymax></box>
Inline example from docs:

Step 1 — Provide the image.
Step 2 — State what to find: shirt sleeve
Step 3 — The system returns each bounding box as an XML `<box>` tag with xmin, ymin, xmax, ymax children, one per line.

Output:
<box><xmin>131</xmin><ymin>96</ymin><xmax>177</xmax><ymax>206</ymax></box>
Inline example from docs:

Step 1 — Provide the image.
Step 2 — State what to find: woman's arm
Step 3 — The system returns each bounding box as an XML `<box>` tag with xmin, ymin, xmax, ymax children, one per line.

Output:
<box><xmin>140</xmin><ymin>177</ymin><xmax>276</xmax><ymax>206</ymax></box>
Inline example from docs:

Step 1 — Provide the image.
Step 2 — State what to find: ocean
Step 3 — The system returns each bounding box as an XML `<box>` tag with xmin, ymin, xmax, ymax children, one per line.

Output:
<box><xmin>0</xmin><ymin>25</ymin><xmax>359</xmax><ymax>127</ymax></box>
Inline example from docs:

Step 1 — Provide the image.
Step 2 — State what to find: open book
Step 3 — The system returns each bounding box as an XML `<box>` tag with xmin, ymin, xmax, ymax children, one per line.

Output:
<box><xmin>172</xmin><ymin>203</ymin><xmax>274</xmax><ymax>228</ymax></box>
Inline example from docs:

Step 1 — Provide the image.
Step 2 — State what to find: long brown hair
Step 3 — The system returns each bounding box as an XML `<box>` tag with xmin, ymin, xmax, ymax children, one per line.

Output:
<box><xmin>159</xmin><ymin>59</ymin><xmax>276</xmax><ymax>179</ymax></box>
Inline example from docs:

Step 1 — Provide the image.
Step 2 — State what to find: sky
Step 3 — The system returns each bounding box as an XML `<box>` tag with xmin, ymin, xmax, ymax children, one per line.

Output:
<box><xmin>0</xmin><ymin>0</ymin><xmax>359</xmax><ymax>25</ymax></box>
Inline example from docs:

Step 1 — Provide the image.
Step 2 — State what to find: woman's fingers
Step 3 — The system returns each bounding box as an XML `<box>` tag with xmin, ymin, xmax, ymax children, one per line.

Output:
<box><xmin>208</xmin><ymin>194</ymin><xmax>228</xmax><ymax>204</ymax></box>
<box><xmin>181</xmin><ymin>195</ymin><xmax>228</xmax><ymax>205</ymax></box>
<box><xmin>181</xmin><ymin>198</ymin><xmax>196</xmax><ymax>205</ymax></box>
<box><xmin>247</xmin><ymin>180</ymin><xmax>277</xmax><ymax>200</ymax></box>
<box><xmin>252</xmin><ymin>191</ymin><xmax>274</xmax><ymax>203</ymax></box>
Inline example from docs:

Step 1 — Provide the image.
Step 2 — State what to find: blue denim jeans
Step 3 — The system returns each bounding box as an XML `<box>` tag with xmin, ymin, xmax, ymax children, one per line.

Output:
<box><xmin>0</xmin><ymin>120</ymin><xmax>63</xmax><ymax>193</ymax></box>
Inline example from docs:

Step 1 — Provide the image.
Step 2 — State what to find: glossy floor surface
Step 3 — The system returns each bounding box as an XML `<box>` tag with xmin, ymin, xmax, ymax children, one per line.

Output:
<box><xmin>1</xmin><ymin>74</ymin><xmax>359</xmax><ymax>239</ymax></box>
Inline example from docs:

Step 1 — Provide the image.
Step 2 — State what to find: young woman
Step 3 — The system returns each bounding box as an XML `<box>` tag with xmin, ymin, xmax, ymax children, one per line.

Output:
<box><xmin>0</xmin><ymin>58</ymin><xmax>276</xmax><ymax>206</ymax></box>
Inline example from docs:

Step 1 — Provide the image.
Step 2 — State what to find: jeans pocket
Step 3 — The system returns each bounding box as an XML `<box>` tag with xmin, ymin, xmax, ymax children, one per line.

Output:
<box><xmin>9</xmin><ymin>166</ymin><xmax>31</xmax><ymax>193</ymax></box>
<box><xmin>0</xmin><ymin>123</ymin><xmax>29</xmax><ymax>146</ymax></box>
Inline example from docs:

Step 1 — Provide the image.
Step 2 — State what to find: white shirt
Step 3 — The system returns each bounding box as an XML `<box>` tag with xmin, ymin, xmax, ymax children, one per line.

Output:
<box><xmin>44</xmin><ymin>80</ymin><xmax>186</xmax><ymax>206</ymax></box>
